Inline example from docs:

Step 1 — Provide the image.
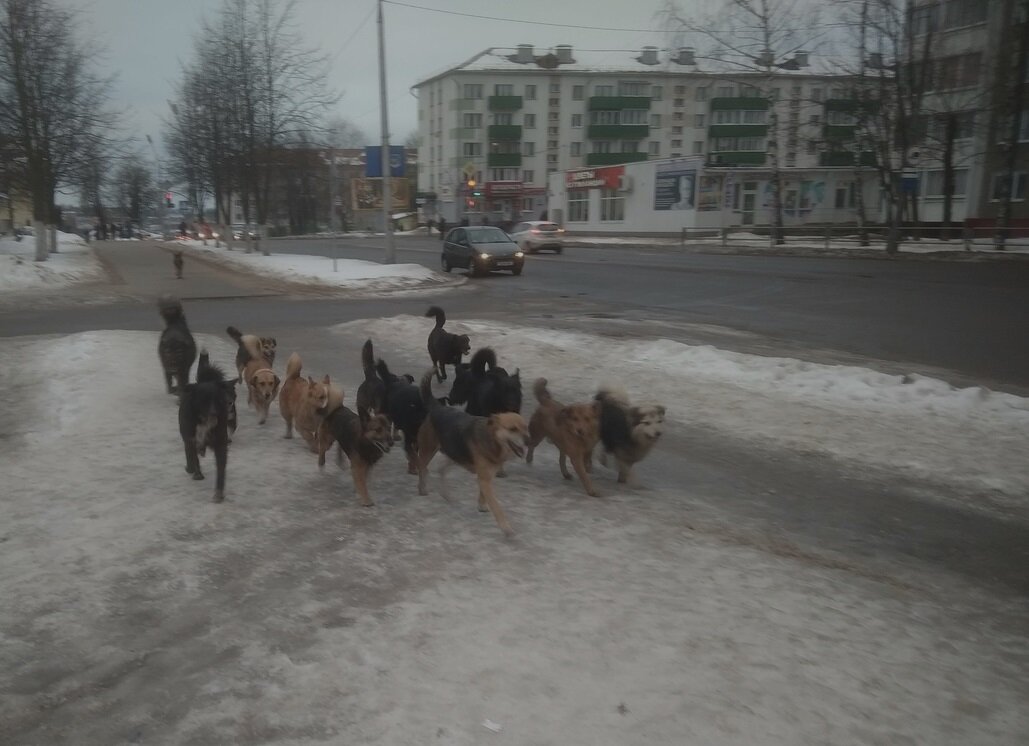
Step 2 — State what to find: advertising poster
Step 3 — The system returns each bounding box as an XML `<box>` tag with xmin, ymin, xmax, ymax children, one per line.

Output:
<box><xmin>697</xmin><ymin>175</ymin><xmax>722</xmax><ymax>211</ymax></box>
<box><xmin>352</xmin><ymin>178</ymin><xmax>409</xmax><ymax>211</ymax></box>
<box><xmin>654</xmin><ymin>162</ymin><xmax>697</xmax><ymax>210</ymax></box>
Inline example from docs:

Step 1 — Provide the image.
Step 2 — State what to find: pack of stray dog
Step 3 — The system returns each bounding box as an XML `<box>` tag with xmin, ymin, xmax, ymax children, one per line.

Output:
<box><xmin>157</xmin><ymin>300</ymin><xmax>665</xmax><ymax>536</ymax></box>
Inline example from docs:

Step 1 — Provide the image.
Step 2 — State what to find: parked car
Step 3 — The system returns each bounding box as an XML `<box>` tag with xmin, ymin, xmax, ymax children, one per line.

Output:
<box><xmin>231</xmin><ymin>225</ymin><xmax>260</xmax><ymax>241</ymax></box>
<box><xmin>507</xmin><ymin>221</ymin><xmax>564</xmax><ymax>254</ymax></box>
<box><xmin>441</xmin><ymin>226</ymin><xmax>525</xmax><ymax>276</ymax></box>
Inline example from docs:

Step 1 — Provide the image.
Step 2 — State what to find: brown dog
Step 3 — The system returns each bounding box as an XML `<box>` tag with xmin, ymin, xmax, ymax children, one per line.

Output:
<box><xmin>526</xmin><ymin>378</ymin><xmax>601</xmax><ymax>496</ymax></box>
<box><xmin>279</xmin><ymin>353</ymin><xmax>307</xmax><ymax>439</ymax></box>
<box><xmin>416</xmin><ymin>372</ymin><xmax>529</xmax><ymax>536</ymax></box>
<box><xmin>242</xmin><ymin>358</ymin><xmax>280</xmax><ymax>425</ymax></box>
<box><xmin>227</xmin><ymin>326</ymin><xmax>277</xmax><ymax>383</ymax></box>
<box><xmin>317</xmin><ymin>406</ymin><xmax>393</xmax><ymax>506</ymax></box>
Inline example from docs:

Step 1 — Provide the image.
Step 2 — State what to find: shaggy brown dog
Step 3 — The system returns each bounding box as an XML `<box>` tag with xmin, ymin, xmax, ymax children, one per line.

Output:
<box><xmin>416</xmin><ymin>372</ymin><xmax>529</xmax><ymax>536</ymax></box>
<box><xmin>425</xmin><ymin>306</ymin><xmax>470</xmax><ymax>382</ymax></box>
<box><xmin>595</xmin><ymin>388</ymin><xmax>665</xmax><ymax>484</ymax></box>
<box><xmin>242</xmin><ymin>358</ymin><xmax>280</xmax><ymax>425</ymax></box>
<box><xmin>317</xmin><ymin>406</ymin><xmax>393</xmax><ymax>507</ymax></box>
<box><xmin>279</xmin><ymin>353</ymin><xmax>307</xmax><ymax>439</ymax></box>
<box><xmin>526</xmin><ymin>378</ymin><xmax>601</xmax><ymax>496</ymax></box>
<box><xmin>227</xmin><ymin>325</ymin><xmax>277</xmax><ymax>383</ymax></box>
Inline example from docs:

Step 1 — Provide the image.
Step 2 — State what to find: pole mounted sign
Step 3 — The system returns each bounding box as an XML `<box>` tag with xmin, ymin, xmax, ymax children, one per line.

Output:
<box><xmin>365</xmin><ymin>145</ymin><xmax>406</xmax><ymax>177</ymax></box>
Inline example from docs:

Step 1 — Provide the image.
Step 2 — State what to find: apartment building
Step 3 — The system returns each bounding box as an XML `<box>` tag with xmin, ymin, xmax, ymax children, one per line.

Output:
<box><xmin>413</xmin><ymin>44</ymin><xmax>865</xmax><ymax>224</ymax></box>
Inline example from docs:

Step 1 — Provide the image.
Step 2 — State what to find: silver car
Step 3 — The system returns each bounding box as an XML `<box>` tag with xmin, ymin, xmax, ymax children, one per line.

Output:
<box><xmin>507</xmin><ymin>220</ymin><xmax>564</xmax><ymax>254</ymax></box>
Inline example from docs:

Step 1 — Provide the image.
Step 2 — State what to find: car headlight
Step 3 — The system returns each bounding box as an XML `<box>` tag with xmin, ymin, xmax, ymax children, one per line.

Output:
<box><xmin>479</xmin><ymin>253</ymin><xmax>490</xmax><ymax>259</ymax></box>
<box><xmin>514</xmin><ymin>251</ymin><xmax>524</xmax><ymax>258</ymax></box>
<box><xmin>211</xmin><ymin>232</ymin><xmax>219</xmax><ymax>238</ymax></box>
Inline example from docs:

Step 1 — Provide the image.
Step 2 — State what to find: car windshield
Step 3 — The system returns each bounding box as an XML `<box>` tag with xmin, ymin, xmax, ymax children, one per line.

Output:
<box><xmin>537</xmin><ymin>223</ymin><xmax>559</xmax><ymax>231</ymax></box>
<box><xmin>466</xmin><ymin>227</ymin><xmax>511</xmax><ymax>243</ymax></box>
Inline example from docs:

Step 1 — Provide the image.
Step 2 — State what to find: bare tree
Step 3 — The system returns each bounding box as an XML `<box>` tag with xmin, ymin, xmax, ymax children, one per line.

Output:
<box><xmin>112</xmin><ymin>157</ymin><xmax>154</xmax><ymax>224</ymax></box>
<box><xmin>324</xmin><ymin>116</ymin><xmax>368</xmax><ymax>148</ymax></box>
<box><xmin>0</xmin><ymin>0</ymin><xmax>115</xmax><ymax>259</ymax></box>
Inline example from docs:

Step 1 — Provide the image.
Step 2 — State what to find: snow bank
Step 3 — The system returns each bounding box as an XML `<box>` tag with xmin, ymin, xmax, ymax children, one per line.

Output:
<box><xmin>173</xmin><ymin>240</ymin><xmax>460</xmax><ymax>292</ymax></box>
<box><xmin>334</xmin><ymin>317</ymin><xmax>1029</xmax><ymax>505</ymax></box>
<box><xmin>0</xmin><ymin>231</ymin><xmax>105</xmax><ymax>293</ymax></box>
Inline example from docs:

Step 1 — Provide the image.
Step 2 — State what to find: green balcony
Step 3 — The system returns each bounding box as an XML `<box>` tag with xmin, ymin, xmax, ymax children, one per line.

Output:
<box><xmin>585</xmin><ymin>152</ymin><xmax>648</xmax><ymax>166</ymax></box>
<box><xmin>825</xmin><ymin>98</ymin><xmax>859</xmax><ymax>112</ymax></box>
<box><xmin>487</xmin><ymin>152</ymin><xmax>522</xmax><ymax>167</ymax></box>
<box><xmin>587</xmin><ymin>96</ymin><xmax>651</xmax><ymax>111</ymax></box>
<box><xmin>586</xmin><ymin>124</ymin><xmax>649</xmax><ymax>139</ymax></box>
<box><xmin>819</xmin><ymin>150</ymin><xmax>876</xmax><ymax>167</ymax></box>
<box><xmin>708</xmin><ymin>124</ymin><xmax>768</xmax><ymax>137</ymax></box>
<box><xmin>823</xmin><ymin>124</ymin><xmax>856</xmax><ymax>140</ymax></box>
<box><xmin>488</xmin><ymin>95</ymin><xmax>523</xmax><ymax>111</ymax></box>
<box><xmin>487</xmin><ymin>124</ymin><xmax>522</xmax><ymax>141</ymax></box>
<box><xmin>709</xmin><ymin>97</ymin><xmax>770</xmax><ymax>110</ymax></box>
<box><xmin>448</xmin><ymin>98</ymin><xmax>479</xmax><ymax>111</ymax></box>
<box><xmin>709</xmin><ymin>151</ymin><xmax>766</xmax><ymax>166</ymax></box>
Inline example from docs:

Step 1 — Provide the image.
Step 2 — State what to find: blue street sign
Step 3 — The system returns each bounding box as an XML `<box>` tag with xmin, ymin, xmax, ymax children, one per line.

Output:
<box><xmin>365</xmin><ymin>146</ymin><xmax>406</xmax><ymax>177</ymax></box>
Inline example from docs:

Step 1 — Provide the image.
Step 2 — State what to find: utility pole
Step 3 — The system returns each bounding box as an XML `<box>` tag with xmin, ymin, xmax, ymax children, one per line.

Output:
<box><xmin>377</xmin><ymin>0</ymin><xmax>395</xmax><ymax>263</ymax></box>
<box><xmin>328</xmin><ymin>127</ymin><xmax>339</xmax><ymax>233</ymax></box>
<box><xmin>146</xmin><ymin>135</ymin><xmax>166</xmax><ymax>238</ymax></box>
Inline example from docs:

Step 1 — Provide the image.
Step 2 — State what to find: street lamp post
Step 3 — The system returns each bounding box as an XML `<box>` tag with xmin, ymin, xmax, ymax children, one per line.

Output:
<box><xmin>145</xmin><ymin>135</ymin><xmax>166</xmax><ymax>238</ymax></box>
<box><xmin>377</xmin><ymin>0</ymin><xmax>395</xmax><ymax>263</ymax></box>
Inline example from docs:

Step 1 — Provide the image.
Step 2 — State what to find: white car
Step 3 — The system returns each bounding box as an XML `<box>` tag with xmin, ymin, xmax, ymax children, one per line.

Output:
<box><xmin>508</xmin><ymin>221</ymin><xmax>564</xmax><ymax>254</ymax></box>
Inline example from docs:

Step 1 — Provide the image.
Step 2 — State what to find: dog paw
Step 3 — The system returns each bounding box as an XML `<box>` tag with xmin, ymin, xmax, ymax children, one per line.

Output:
<box><xmin>212</xmin><ymin>489</ymin><xmax>224</xmax><ymax>502</ymax></box>
<box><xmin>192</xmin><ymin>472</ymin><xmax>205</xmax><ymax>481</ymax></box>
<box><xmin>360</xmin><ymin>499</ymin><xmax>375</xmax><ymax>508</ymax></box>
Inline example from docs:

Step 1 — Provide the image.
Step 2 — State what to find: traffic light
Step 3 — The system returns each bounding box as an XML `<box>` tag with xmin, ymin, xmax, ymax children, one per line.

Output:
<box><xmin>466</xmin><ymin>198</ymin><xmax>475</xmax><ymax>208</ymax></box>
<box><xmin>164</xmin><ymin>192</ymin><xmax>173</xmax><ymax>208</ymax></box>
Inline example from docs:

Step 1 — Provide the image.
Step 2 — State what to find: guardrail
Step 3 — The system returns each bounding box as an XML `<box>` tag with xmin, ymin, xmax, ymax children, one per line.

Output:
<box><xmin>677</xmin><ymin>225</ymin><xmax>1029</xmax><ymax>252</ymax></box>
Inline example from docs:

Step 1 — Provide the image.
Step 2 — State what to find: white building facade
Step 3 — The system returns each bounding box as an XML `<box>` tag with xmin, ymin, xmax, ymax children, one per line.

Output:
<box><xmin>413</xmin><ymin>45</ymin><xmax>871</xmax><ymax>226</ymax></box>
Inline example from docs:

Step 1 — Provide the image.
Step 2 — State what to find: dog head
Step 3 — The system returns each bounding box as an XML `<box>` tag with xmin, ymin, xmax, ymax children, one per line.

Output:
<box><xmin>452</xmin><ymin>333</ymin><xmax>471</xmax><ymax>357</ymax></box>
<box><xmin>305</xmin><ymin>375</ymin><xmax>331</xmax><ymax>414</ymax></box>
<box><xmin>488</xmin><ymin>412</ymin><xmax>530</xmax><ymax>460</ymax></box>
<box><xmin>249</xmin><ymin>368</ymin><xmax>280</xmax><ymax>404</ymax></box>
<box><xmin>630</xmin><ymin>404</ymin><xmax>665</xmax><ymax>447</ymax></box>
<box><xmin>559</xmin><ymin>401</ymin><xmax>601</xmax><ymax>442</ymax></box>
<box><xmin>258</xmin><ymin>337</ymin><xmax>277</xmax><ymax>365</ymax></box>
<box><xmin>363</xmin><ymin>409</ymin><xmax>394</xmax><ymax>454</ymax></box>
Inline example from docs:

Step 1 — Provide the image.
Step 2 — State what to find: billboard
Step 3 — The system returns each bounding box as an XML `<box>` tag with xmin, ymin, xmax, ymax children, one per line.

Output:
<box><xmin>365</xmin><ymin>145</ymin><xmax>406</xmax><ymax>177</ymax></box>
<box><xmin>697</xmin><ymin>175</ymin><xmax>722</xmax><ymax>211</ymax></box>
<box><xmin>352</xmin><ymin>177</ymin><xmax>410</xmax><ymax>211</ymax></box>
<box><xmin>654</xmin><ymin>161</ymin><xmax>697</xmax><ymax>210</ymax></box>
<box><xmin>565</xmin><ymin>165</ymin><xmax>624</xmax><ymax>190</ymax></box>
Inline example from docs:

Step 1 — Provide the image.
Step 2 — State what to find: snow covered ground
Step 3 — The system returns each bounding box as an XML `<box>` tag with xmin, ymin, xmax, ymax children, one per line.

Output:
<box><xmin>1</xmin><ymin>325</ymin><xmax>1027</xmax><ymax>744</ymax></box>
<box><xmin>0</xmin><ymin>231</ymin><xmax>106</xmax><ymax>293</ymax></box>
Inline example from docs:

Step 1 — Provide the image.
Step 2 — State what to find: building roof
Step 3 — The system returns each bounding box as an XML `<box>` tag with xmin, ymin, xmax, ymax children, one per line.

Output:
<box><xmin>414</xmin><ymin>45</ymin><xmax>849</xmax><ymax>88</ymax></box>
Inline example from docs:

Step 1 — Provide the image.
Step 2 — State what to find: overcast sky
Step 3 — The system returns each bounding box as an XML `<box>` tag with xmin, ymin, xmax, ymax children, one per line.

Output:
<box><xmin>69</xmin><ymin>0</ymin><xmax>671</xmax><ymax>158</ymax></box>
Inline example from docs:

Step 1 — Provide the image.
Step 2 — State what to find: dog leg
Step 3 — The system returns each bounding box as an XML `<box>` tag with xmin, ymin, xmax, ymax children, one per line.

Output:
<box><xmin>571</xmin><ymin>453</ymin><xmax>599</xmax><ymax>497</ymax></box>
<box><xmin>585</xmin><ymin>449</ymin><xmax>594</xmax><ymax>473</ymax></box>
<box><xmin>476</xmin><ymin>468</ymin><xmax>513</xmax><ymax>536</ymax></box>
<box><xmin>617</xmin><ymin>460</ymin><xmax>631</xmax><ymax>484</ymax></box>
<box><xmin>352</xmin><ymin>458</ymin><xmax>374</xmax><ymax>507</ymax></box>
<box><xmin>184</xmin><ymin>439</ymin><xmax>201</xmax><ymax>478</ymax></box>
<box><xmin>599</xmin><ymin>450</ymin><xmax>609</xmax><ymax>468</ymax></box>
<box><xmin>416</xmin><ymin>423</ymin><xmax>439</xmax><ymax>496</ymax></box>
<box><xmin>164</xmin><ymin>368</ymin><xmax>175</xmax><ymax>395</ymax></box>
<box><xmin>213</xmin><ymin>436</ymin><xmax>227</xmax><ymax>502</ymax></box>
<box><xmin>437</xmin><ymin>460</ymin><xmax>455</xmax><ymax>502</ymax></box>
<box><xmin>283</xmin><ymin>416</ymin><xmax>294</xmax><ymax>439</ymax></box>
<box><xmin>558</xmin><ymin>451</ymin><xmax>573</xmax><ymax>480</ymax></box>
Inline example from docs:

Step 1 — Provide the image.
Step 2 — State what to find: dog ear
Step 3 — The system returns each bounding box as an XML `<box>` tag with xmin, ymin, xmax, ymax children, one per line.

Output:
<box><xmin>307</xmin><ymin>376</ymin><xmax>315</xmax><ymax>386</ymax></box>
<box><xmin>656</xmin><ymin>405</ymin><xmax>666</xmax><ymax>417</ymax></box>
<box><xmin>273</xmin><ymin>374</ymin><xmax>281</xmax><ymax>392</ymax></box>
<box><xmin>249</xmin><ymin>372</ymin><xmax>260</xmax><ymax>387</ymax></box>
<box><xmin>322</xmin><ymin>374</ymin><xmax>331</xmax><ymax>384</ymax></box>
<box><xmin>513</xmin><ymin>368</ymin><xmax>520</xmax><ymax>379</ymax></box>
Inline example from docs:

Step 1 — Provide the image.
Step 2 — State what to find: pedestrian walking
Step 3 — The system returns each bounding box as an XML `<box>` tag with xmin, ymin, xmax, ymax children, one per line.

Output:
<box><xmin>438</xmin><ymin>217</ymin><xmax>446</xmax><ymax>240</ymax></box>
<box><xmin>173</xmin><ymin>250</ymin><xmax>184</xmax><ymax>279</ymax></box>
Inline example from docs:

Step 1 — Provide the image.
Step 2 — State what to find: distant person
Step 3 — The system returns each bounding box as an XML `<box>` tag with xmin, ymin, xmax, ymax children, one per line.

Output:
<box><xmin>173</xmin><ymin>250</ymin><xmax>184</xmax><ymax>279</ymax></box>
<box><xmin>82</xmin><ymin>227</ymin><xmax>90</xmax><ymax>243</ymax></box>
<box><xmin>438</xmin><ymin>217</ymin><xmax>446</xmax><ymax>240</ymax></box>
<box><xmin>460</xmin><ymin>217</ymin><xmax>469</xmax><ymax>227</ymax></box>
<box><xmin>178</xmin><ymin>220</ymin><xmax>187</xmax><ymax>237</ymax></box>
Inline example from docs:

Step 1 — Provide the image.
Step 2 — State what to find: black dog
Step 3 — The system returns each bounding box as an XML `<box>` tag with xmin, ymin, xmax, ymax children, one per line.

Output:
<box><xmin>425</xmin><ymin>305</ymin><xmax>470</xmax><ymax>382</ymax></box>
<box><xmin>376</xmin><ymin>358</ymin><xmax>426</xmax><ymax>474</ymax></box>
<box><xmin>356</xmin><ymin>339</ymin><xmax>386</xmax><ymax>423</ymax></box>
<box><xmin>448</xmin><ymin>348</ymin><xmax>522</xmax><ymax>417</ymax></box>
<box><xmin>158</xmin><ymin>296</ymin><xmax>197</xmax><ymax>395</ymax></box>
<box><xmin>178</xmin><ymin>351</ymin><xmax>235</xmax><ymax>502</ymax></box>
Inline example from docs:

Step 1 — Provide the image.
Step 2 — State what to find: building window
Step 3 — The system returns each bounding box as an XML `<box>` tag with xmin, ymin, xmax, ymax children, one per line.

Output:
<box><xmin>522</xmin><ymin>141</ymin><xmax>535</xmax><ymax>156</ymax></box>
<box><xmin>791</xmin><ymin>85</ymin><xmax>802</xmax><ymax>97</ymax></box>
<box><xmin>652</xmin><ymin>85</ymin><xmax>663</xmax><ymax>100</ymax></box>
<box><xmin>622</xmin><ymin>109</ymin><xmax>647</xmax><ymax>124</ymax></box>
<box><xmin>548</xmin><ymin>111</ymin><xmax>559</xmax><ymax>122</ymax></box>
<box><xmin>547</xmin><ymin>126</ymin><xmax>559</xmax><ymax>135</ymax></box>
<box><xmin>693</xmin><ymin>140</ymin><xmax>704</xmax><ymax>154</ymax></box>
<box><xmin>572</xmin><ymin>85</ymin><xmax>584</xmax><ymax>100</ymax></box>
<box><xmin>807</xmin><ymin>140</ymin><xmax>817</xmax><ymax>154</ymax></box>
<box><xmin>547</xmin><ymin>167</ymin><xmax>557</xmax><ymax>175</ymax></box>
<box><xmin>600</xmin><ymin>188</ymin><xmax>624</xmax><ymax>221</ymax></box>
<box><xmin>671</xmin><ymin>139</ymin><xmax>682</xmax><ymax>148</ymax></box>
<box><xmin>694</xmin><ymin>113</ymin><xmax>704</xmax><ymax>127</ymax></box>
<box><xmin>811</xmin><ymin>88</ymin><xmax>823</xmax><ymax>102</ymax></box>
<box><xmin>494</xmin><ymin>112</ymin><xmax>514</xmax><ymax>125</ymax></box>
<box><xmin>649</xmin><ymin>141</ymin><xmax>660</xmax><ymax>155</ymax></box>
<box><xmin>463</xmin><ymin>84</ymin><xmax>483</xmax><ymax>99</ymax></box>
<box><xmin>674</xmin><ymin>98</ymin><xmax>685</xmax><ymax>108</ymax></box>
<box><xmin>650</xmin><ymin>114</ymin><xmax>661</xmax><ymax>127</ymax></box>
<box><xmin>594</xmin><ymin>84</ymin><xmax>614</xmax><ymax>96</ymax></box>
<box><xmin>523</xmin><ymin>170</ymin><xmax>534</xmax><ymax>182</ymax></box>
<box><xmin>489</xmin><ymin>168</ymin><xmax>519</xmax><ymax>181</ymax></box>
<box><xmin>567</xmin><ymin>190</ymin><xmax>589</xmax><ymax>222</ymax></box>
<box><xmin>924</xmin><ymin>169</ymin><xmax>969</xmax><ymax>196</ymax></box>
<box><xmin>592</xmin><ymin>140</ymin><xmax>613</xmax><ymax>153</ymax></box>
<box><xmin>674</xmin><ymin>85</ymin><xmax>685</xmax><ymax>95</ymax></box>
<box><xmin>713</xmin><ymin>110</ymin><xmax>767</xmax><ymax>124</ymax></box>
<box><xmin>770</xmin><ymin>87</ymin><xmax>781</xmax><ymax>100</ymax></box>
<box><xmin>695</xmin><ymin>86</ymin><xmax>708</xmax><ymax>101</ymax></box>
<box><xmin>570</xmin><ymin>141</ymin><xmax>582</xmax><ymax>156</ymax></box>
<box><xmin>547</xmin><ymin>153</ymin><xmax>558</xmax><ymax>163</ymax></box>
<box><xmin>571</xmin><ymin>113</ymin><xmax>582</xmax><ymax>127</ymax></box>
<box><xmin>549</xmin><ymin>97</ymin><xmax>560</xmax><ymax>107</ymax></box>
<box><xmin>463</xmin><ymin>113</ymin><xmax>482</xmax><ymax>128</ymax></box>
<box><xmin>590</xmin><ymin>110</ymin><xmax>619</xmax><ymax>125</ymax></box>
<box><xmin>672</xmin><ymin>126</ymin><xmax>683</xmax><ymax>134</ymax></box>
<box><xmin>550</xmin><ymin>83</ymin><xmax>560</xmax><ymax>93</ymax></box>
<box><xmin>621</xmin><ymin>141</ymin><xmax>640</xmax><ymax>153</ymax></box>
<box><xmin>810</xmin><ymin>114</ymin><xmax>821</xmax><ymax>125</ymax></box>
<box><xmin>524</xmin><ymin>113</ymin><xmax>536</xmax><ymax>128</ymax></box>
<box><xmin>618</xmin><ymin>81</ymin><xmax>647</xmax><ymax>96</ymax></box>
<box><xmin>522</xmin><ymin>197</ymin><xmax>534</xmax><ymax>212</ymax></box>
<box><xmin>525</xmin><ymin>84</ymin><xmax>536</xmax><ymax>100</ymax></box>
<box><xmin>671</xmin><ymin>153</ymin><xmax>682</xmax><ymax>158</ymax></box>
<box><xmin>547</xmin><ymin>140</ymin><xmax>558</xmax><ymax>149</ymax></box>
<box><xmin>462</xmin><ymin>142</ymin><xmax>481</xmax><ymax>156</ymax></box>
<box><xmin>495</xmin><ymin>83</ymin><xmax>513</xmax><ymax>96</ymax></box>
<box><xmin>713</xmin><ymin>137</ymin><xmax>764</xmax><ymax>151</ymax></box>
<box><xmin>716</xmin><ymin>85</ymin><xmax>733</xmax><ymax>97</ymax></box>
<box><xmin>739</xmin><ymin>85</ymin><xmax>759</xmax><ymax>97</ymax></box>
<box><xmin>785</xmin><ymin>152</ymin><xmax>796</xmax><ymax>166</ymax></box>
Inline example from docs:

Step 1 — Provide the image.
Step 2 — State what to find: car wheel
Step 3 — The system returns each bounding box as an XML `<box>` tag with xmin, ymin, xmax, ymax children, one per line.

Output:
<box><xmin>441</xmin><ymin>254</ymin><xmax>451</xmax><ymax>272</ymax></box>
<box><xmin>512</xmin><ymin>265</ymin><xmax>523</xmax><ymax>276</ymax></box>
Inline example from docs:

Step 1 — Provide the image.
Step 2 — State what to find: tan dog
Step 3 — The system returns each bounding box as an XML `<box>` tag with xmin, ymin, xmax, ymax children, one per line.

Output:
<box><xmin>278</xmin><ymin>352</ymin><xmax>307</xmax><ymax>439</ymax></box>
<box><xmin>416</xmin><ymin>372</ymin><xmax>529</xmax><ymax>536</ymax></box>
<box><xmin>242</xmin><ymin>358</ymin><xmax>280</xmax><ymax>424</ymax></box>
<box><xmin>526</xmin><ymin>378</ymin><xmax>601</xmax><ymax>496</ymax></box>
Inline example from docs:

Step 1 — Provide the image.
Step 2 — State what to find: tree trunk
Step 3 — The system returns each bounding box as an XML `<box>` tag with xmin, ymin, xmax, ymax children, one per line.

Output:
<box><xmin>854</xmin><ymin>171</ymin><xmax>869</xmax><ymax>246</ymax></box>
<box><xmin>995</xmin><ymin>0</ymin><xmax>1029</xmax><ymax>249</ymax></box>
<box><xmin>33</xmin><ymin>220</ymin><xmax>47</xmax><ymax>260</ymax></box>
<box><xmin>941</xmin><ymin>114</ymin><xmax>956</xmax><ymax>240</ymax></box>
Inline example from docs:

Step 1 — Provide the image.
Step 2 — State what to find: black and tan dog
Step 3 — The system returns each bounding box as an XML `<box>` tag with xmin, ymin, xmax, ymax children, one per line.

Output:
<box><xmin>526</xmin><ymin>378</ymin><xmax>601</xmax><ymax>496</ymax></box>
<box><xmin>356</xmin><ymin>339</ymin><xmax>386</xmax><ymax>422</ymax></box>
<box><xmin>376</xmin><ymin>358</ymin><xmax>425</xmax><ymax>473</ymax></box>
<box><xmin>447</xmin><ymin>347</ymin><xmax>522</xmax><ymax>416</ymax></box>
<box><xmin>425</xmin><ymin>306</ymin><xmax>470</xmax><ymax>382</ymax></box>
<box><xmin>226</xmin><ymin>325</ymin><xmax>277</xmax><ymax>383</ymax></box>
<box><xmin>595</xmin><ymin>388</ymin><xmax>665</xmax><ymax>484</ymax></box>
<box><xmin>317</xmin><ymin>405</ymin><xmax>393</xmax><ymax>507</ymax></box>
<box><xmin>178</xmin><ymin>350</ymin><xmax>235</xmax><ymax>502</ymax></box>
<box><xmin>157</xmin><ymin>296</ymin><xmax>197</xmax><ymax>395</ymax></box>
<box><xmin>417</xmin><ymin>371</ymin><xmax>529</xmax><ymax>536</ymax></box>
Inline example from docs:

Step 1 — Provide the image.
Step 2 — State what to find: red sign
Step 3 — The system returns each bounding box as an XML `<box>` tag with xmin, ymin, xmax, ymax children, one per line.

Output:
<box><xmin>565</xmin><ymin>165</ymin><xmax>624</xmax><ymax>190</ymax></box>
<box><xmin>485</xmin><ymin>181</ymin><xmax>523</xmax><ymax>198</ymax></box>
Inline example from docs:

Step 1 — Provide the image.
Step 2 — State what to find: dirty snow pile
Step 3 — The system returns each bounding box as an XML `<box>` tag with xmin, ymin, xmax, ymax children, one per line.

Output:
<box><xmin>1</xmin><ymin>329</ymin><xmax>1027</xmax><ymax>744</ymax></box>
<box><xmin>337</xmin><ymin>316</ymin><xmax>1029</xmax><ymax>506</ymax></box>
<box><xmin>0</xmin><ymin>231</ymin><xmax>105</xmax><ymax>293</ymax></box>
<box><xmin>174</xmin><ymin>239</ymin><xmax>459</xmax><ymax>292</ymax></box>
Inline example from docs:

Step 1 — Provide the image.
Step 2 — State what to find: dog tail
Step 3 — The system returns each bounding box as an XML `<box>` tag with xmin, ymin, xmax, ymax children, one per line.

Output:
<box><xmin>362</xmin><ymin>339</ymin><xmax>377</xmax><ymax>380</ymax></box>
<box><xmin>157</xmin><ymin>296</ymin><xmax>185</xmax><ymax>324</ymax></box>
<box><xmin>425</xmin><ymin>305</ymin><xmax>446</xmax><ymax>327</ymax></box>
<box><xmin>595</xmin><ymin>386</ymin><xmax>629</xmax><ymax>408</ymax></box>
<box><xmin>469</xmin><ymin>347</ymin><xmax>496</xmax><ymax>375</ymax></box>
<box><xmin>420</xmin><ymin>370</ymin><xmax>441</xmax><ymax>410</ymax></box>
<box><xmin>533</xmin><ymin>377</ymin><xmax>553</xmax><ymax>404</ymax></box>
<box><xmin>595</xmin><ymin>387</ymin><xmax>633</xmax><ymax>451</ymax></box>
<box><xmin>284</xmin><ymin>352</ymin><xmax>302</xmax><ymax>380</ymax></box>
<box><xmin>226</xmin><ymin>325</ymin><xmax>244</xmax><ymax>344</ymax></box>
<box><xmin>195</xmin><ymin>348</ymin><xmax>227</xmax><ymax>384</ymax></box>
<box><xmin>375</xmin><ymin>358</ymin><xmax>393</xmax><ymax>382</ymax></box>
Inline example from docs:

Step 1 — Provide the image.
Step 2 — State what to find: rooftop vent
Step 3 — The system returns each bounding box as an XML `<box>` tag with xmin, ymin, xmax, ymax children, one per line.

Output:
<box><xmin>794</xmin><ymin>50</ymin><xmax>809</xmax><ymax>68</ymax></box>
<box><xmin>639</xmin><ymin>46</ymin><xmax>659</xmax><ymax>65</ymax></box>
<box><xmin>755</xmin><ymin>49</ymin><xmax>775</xmax><ymax>67</ymax></box>
<box><xmin>867</xmin><ymin>51</ymin><xmax>883</xmax><ymax>69</ymax></box>
<box><xmin>514</xmin><ymin>44</ymin><xmax>534</xmax><ymax>64</ymax></box>
<box><xmin>555</xmin><ymin>44</ymin><xmax>574</xmax><ymax>64</ymax></box>
<box><xmin>675</xmin><ymin>47</ymin><xmax>696</xmax><ymax>66</ymax></box>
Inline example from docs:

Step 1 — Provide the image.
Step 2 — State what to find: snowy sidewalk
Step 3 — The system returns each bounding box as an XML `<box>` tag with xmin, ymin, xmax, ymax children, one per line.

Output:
<box><xmin>0</xmin><ymin>231</ymin><xmax>107</xmax><ymax>295</ymax></box>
